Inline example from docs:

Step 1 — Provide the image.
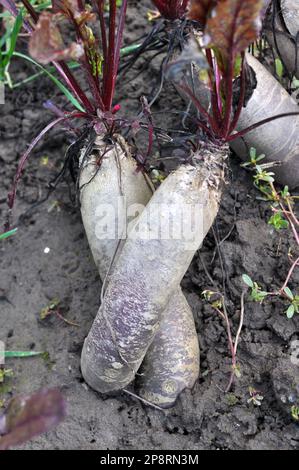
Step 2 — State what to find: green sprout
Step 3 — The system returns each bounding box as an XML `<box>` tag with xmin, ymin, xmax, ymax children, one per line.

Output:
<box><xmin>242</xmin><ymin>275</ymin><xmax>268</xmax><ymax>303</ymax></box>
<box><xmin>268</xmin><ymin>211</ymin><xmax>289</xmax><ymax>230</ymax></box>
<box><xmin>242</xmin><ymin>148</ymin><xmax>299</xmax><ymax>320</ymax></box>
<box><xmin>40</xmin><ymin>298</ymin><xmax>79</xmax><ymax>327</ymax></box>
<box><xmin>242</xmin><ymin>147</ymin><xmax>266</xmax><ymax>168</ymax></box>
<box><xmin>275</xmin><ymin>58</ymin><xmax>284</xmax><ymax>78</ymax></box>
<box><xmin>40</xmin><ymin>298</ymin><xmax>61</xmax><ymax>320</ymax></box>
<box><xmin>283</xmin><ymin>287</ymin><xmax>299</xmax><ymax>319</ymax></box>
<box><xmin>247</xmin><ymin>387</ymin><xmax>264</xmax><ymax>406</ymax></box>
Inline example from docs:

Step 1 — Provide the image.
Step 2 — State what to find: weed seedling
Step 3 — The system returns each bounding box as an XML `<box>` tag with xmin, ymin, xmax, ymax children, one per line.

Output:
<box><xmin>40</xmin><ymin>298</ymin><xmax>79</xmax><ymax>327</ymax></box>
<box><xmin>247</xmin><ymin>387</ymin><xmax>264</xmax><ymax>406</ymax></box>
<box><xmin>242</xmin><ymin>275</ymin><xmax>268</xmax><ymax>303</ymax></box>
<box><xmin>242</xmin><ymin>148</ymin><xmax>299</xmax><ymax>319</ymax></box>
<box><xmin>202</xmin><ymin>290</ymin><xmax>245</xmax><ymax>392</ymax></box>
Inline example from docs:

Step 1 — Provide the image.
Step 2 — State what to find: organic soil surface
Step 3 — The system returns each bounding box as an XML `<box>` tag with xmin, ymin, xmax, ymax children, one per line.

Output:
<box><xmin>0</xmin><ymin>1</ymin><xmax>299</xmax><ymax>450</ymax></box>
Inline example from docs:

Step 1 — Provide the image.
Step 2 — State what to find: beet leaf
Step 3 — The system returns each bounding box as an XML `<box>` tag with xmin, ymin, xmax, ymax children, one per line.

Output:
<box><xmin>204</xmin><ymin>0</ymin><xmax>263</xmax><ymax>64</ymax></box>
<box><xmin>0</xmin><ymin>388</ymin><xmax>66</xmax><ymax>450</ymax></box>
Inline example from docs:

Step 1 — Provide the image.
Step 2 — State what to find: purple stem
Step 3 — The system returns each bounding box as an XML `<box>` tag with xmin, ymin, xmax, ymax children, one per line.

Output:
<box><xmin>222</xmin><ymin>57</ymin><xmax>234</xmax><ymax>139</ymax></box>
<box><xmin>43</xmin><ymin>100</ymin><xmax>80</xmax><ymax>133</ymax></box>
<box><xmin>227</xmin><ymin>112</ymin><xmax>299</xmax><ymax>142</ymax></box>
<box><xmin>52</xmin><ymin>61</ymin><xmax>94</xmax><ymax>113</ymax></box>
<box><xmin>6</xmin><ymin>112</ymin><xmax>90</xmax><ymax>216</ymax></box>
<box><xmin>7</xmin><ymin>117</ymin><xmax>66</xmax><ymax>210</ymax></box>
<box><xmin>177</xmin><ymin>83</ymin><xmax>217</xmax><ymax>135</ymax></box>
<box><xmin>0</xmin><ymin>0</ymin><xmax>33</xmax><ymax>32</ymax></box>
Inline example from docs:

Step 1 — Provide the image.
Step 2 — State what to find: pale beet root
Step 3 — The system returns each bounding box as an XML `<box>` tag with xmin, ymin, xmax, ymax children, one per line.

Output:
<box><xmin>172</xmin><ymin>49</ymin><xmax>299</xmax><ymax>188</ymax></box>
<box><xmin>281</xmin><ymin>0</ymin><xmax>299</xmax><ymax>37</ymax></box>
<box><xmin>231</xmin><ymin>53</ymin><xmax>299</xmax><ymax>189</ymax></box>
<box><xmin>265</xmin><ymin>0</ymin><xmax>299</xmax><ymax>78</ymax></box>
<box><xmin>136</xmin><ymin>289</ymin><xmax>200</xmax><ymax>408</ymax></box>
<box><xmin>81</xmin><ymin>147</ymin><xmax>226</xmax><ymax>393</ymax></box>
<box><xmin>79</xmin><ymin>135</ymin><xmax>153</xmax><ymax>279</ymax></box>
<box><xmin>80</xmin><ymin>135</ymin><xmax>200</xmax><ymax>405</ymax></box>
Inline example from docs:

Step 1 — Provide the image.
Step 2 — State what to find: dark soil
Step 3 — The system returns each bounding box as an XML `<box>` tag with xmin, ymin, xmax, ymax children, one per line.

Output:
<box><xmin>0</xmin><ymin>1</ymin><xmax>298</xmax><ymax>450</ymax></box>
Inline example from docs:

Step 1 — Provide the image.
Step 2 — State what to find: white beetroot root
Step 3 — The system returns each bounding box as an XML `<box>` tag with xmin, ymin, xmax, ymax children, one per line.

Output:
<box><xmin>79</xmin><ymin>136</ymin><xmax>153</xmax><ymax>279</ymax></box>
<box><xmin>136</xmin><ymin>289</ymin><xmax>200</xmax><ymax>407</ymax></box>
<box><xmin>79</xmin><ymin>135</ymin><xmax>200</xmax><ymax>406</ymax></box>
<box><xmin>266</xmin><ymin>0</ymin><xmax>299</xmax><ymax>78</ymax></box>
<box><xmin>80</xmin><ymin>145</ymin><xmax>226</xmax><ymax>394</ymax></box>
<box><xmin>232</xmin><ymin>53</ymin><xmax>299</xmax><ymax>188</ymax></box>
<box><xmin>281</xmin><ymin>0</ymin><xmax>299</xmax><ymax>36</ymax></box>
<box><xmin>174</xmin><ymin>52</ymin><xmax>299</xmax><ymax>188</ymax></box>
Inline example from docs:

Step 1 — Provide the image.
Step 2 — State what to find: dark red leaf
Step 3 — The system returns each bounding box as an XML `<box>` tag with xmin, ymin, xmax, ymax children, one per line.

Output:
<box><xmin>204</xmin><ymin>0</ymin><xmax>264</xmax><ymax>60</ymax></box>
<box><xmin>0</xmin><ymin>388</ymin><xmax>66</xmax><ymax>450</ymax></box>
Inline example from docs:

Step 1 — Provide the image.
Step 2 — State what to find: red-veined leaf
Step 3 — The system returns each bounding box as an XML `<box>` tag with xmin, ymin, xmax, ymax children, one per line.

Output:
<box><xmin>204</xmin><ymin>0</ymin><xmax>264</xmax><ymax>60</ymax></box>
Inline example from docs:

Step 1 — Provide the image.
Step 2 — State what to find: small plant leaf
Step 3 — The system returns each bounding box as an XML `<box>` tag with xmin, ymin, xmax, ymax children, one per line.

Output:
<box><xmin>256</xmin><ymin>154</ymin><xmax>266</xmax><ymax>162</ymax></box>
<box><xmin>286</xmin><ymin>304</ymin><xmax>295</xmax><ymax>319</ymax></box>
<box><xmin>291</xmin><ymin>405</ymin><xmax>299</xmax><ymax>421</ymax></box>
<box><xmin>233</xmin><ymin>364</ymin><xmax>242</xmax><ymax>378</ymax></box>
<box><xmin>4</xmin><ymin>351</ymin><xmax>43</xmax><ymax>359</ymax></box>
<box><xmin>0</xmin><ymin>228</ymin><xmax>17</xmax><ymax>240</ymax></box>
<box><xmin>2</xmin><ymin>10</ymin><xmax>23</xmax><ymax>70</ymax></box>
<box><xmin>250</xmin><ymin>147</ymin><xmax>257</xmax><ymax>160</ymax></box>
<box><xmin>268</xmin><ymin>212</ymin><xmax>289</xmax><ymax>230</ymax></box>
<box><xmin>275</xmin><ymin>58</ymin><xmax>283</xmax><ymax>78</ymax></box>
<box><xmin>242</xmin><ymin>274</ymin><xmax>254</xmax><ymax>288</ymax></box>
<box><xmin>281</xmin><ymin>186</ymin><xmax>290</xmax><ymax>198</ymax></box>
<box><xmin>284</xmin><ymin>287</ymin><xmax>294</xmax><ymax>301</ymax></box>
<box><xmin>0</xmin><ymin>388</ymin><xmax>65</xmax><ymax>450</ymax></box>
